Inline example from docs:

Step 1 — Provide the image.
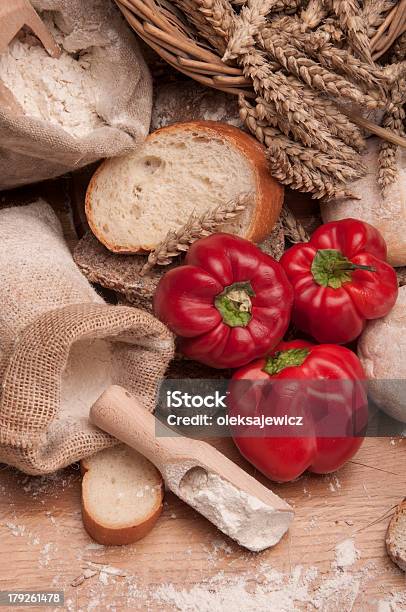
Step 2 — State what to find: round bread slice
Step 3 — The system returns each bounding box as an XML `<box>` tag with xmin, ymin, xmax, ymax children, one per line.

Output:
<box><xmin>81</xmin><ymin>445</ymin><xmax>163</xmax><ymax>546</ymax></box>
<box><xmin>386</xmin><ymin>499</ymin><xmax>406</xmax><ymax>571</ymax></box>
<box><xmin>85</xmin><ymin>121</ymin><xmax>284</xmax><ymax>253</ymax></box>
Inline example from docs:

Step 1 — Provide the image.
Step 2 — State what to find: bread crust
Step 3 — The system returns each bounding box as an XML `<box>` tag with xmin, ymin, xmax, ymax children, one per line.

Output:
<box><xmin>386</xmin><ymin>498</ymin><xmax>406</xmax><ymax>571</ymax></box>
<box><xmin>80</xmin><ymin>454</ymin><xmax>164</xmax><ymax>546</ymax></box>
<box><xmin>86</xmin><ymin>121</ymin><xmax>284</xmax><ymax>253</ymax></box>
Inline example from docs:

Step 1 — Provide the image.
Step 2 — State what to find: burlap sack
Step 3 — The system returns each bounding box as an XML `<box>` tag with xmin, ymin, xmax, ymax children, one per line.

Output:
<box><xmin>0</xmin><ymin>201</ymin><xmax>174</xmax><ymax>474</ymax></box>
<box><xmin>0</xmin><ymin>0</ymin><xmax>152</xmax><ymax>189</ymax></box>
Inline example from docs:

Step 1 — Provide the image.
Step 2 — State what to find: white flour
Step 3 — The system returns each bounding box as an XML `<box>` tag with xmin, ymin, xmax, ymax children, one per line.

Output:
<box><xmin>175</xmin><ymin>466</ymin><xmax>293</xmax><ymax>552</ymax></box>
<box><xmin>0</xmin><ymin>24</ymin><xmax>104</xmax><ymax>138</ymax></box>
<box><xmin>137</xmin><ymin>563</ymin><xmax>364</xmax><ymax>612</ymax></box>
<box><xmin>335</xmin><ymin>539</ymin><xmax>360</xmax><ymax>569</ymax></box>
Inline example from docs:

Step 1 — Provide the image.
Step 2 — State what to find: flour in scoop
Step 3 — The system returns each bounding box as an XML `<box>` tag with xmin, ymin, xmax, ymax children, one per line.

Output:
<box><xmin>175</xmin><ymin>466</ymin><xmax>292</xmax><ymax>552</ymax></box>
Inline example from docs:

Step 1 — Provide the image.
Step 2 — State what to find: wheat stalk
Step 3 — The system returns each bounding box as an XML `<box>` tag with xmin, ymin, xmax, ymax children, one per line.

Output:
<box><xmin>284</xmin><ymin>77</ymin><xmax>367</xmax><ymax>151</ymax></box>
<box><xmin>259</xmin><ymin>29</ymin><xmax>385</xmax><ymax>109</ymax></box>
<box><xmin>280</xmin><ymin>26</ymin><xmax>389</xmax><ymax>93</ymax></box>
<box><xmin>225</xmin><ymin>1</ymin><xmax>369</xmax><ymax>160</ymax></box>
<box><xmin>141</xmin><ymin>195</ymin><xmax>249</xmax><ymax>275</ymax></box>
<box><xmin>239</xmin><ymin>96</ymin><xmax>360</xmax><ymax>199</ymax></box>
<box><xmin>171</xmin><ymin>0</ymin><xmax>399</xmax><ymax>199</ymax></box>
<box><xmin>330</xmin><ymin>0</ymin><xmax>373</xmax><ymax>63</ymax></box>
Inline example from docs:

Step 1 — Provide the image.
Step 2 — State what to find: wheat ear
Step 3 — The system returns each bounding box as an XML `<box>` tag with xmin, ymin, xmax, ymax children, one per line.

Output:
<box><xmin>378</xmin><ymin>79</ymin><xmax>406</xmax><ymax>194</ymax></box>
<box><xmin>172</xmin><ymin>0</ymin><xmax>235</xmax><ymax>54</ymax></box>
<box><xmin>330</xmin><ymin>0</ymin><xmax>373</xmax><ymax>63</ymax></box>
<box><xmin>172</xmin><ymin>0</ymin><xmax>227</xmax><ymax>52</ymax></box>
<box><xmin>284</xmin><ymin>77</ymin><xmax>366</xmax><ymax>152</ymax></box>
<box><xmin>281</xmin><ymin>27</ymin><xmax>389</xmax><ymax>93</ymax></box>
<box><xmin>281</xmin><ymin>206</ymin><xmax>310</xmax><ymax>243</ymax></box>
<box><xmin>239</xmin><ymin>96</ymin><xmax>359</xmax><ymax>199</ymax></box>
<box><xmin>300</xmin><ymin>0</ymin><xmax>328</xmax><ymax>29</ymax></box>
<box><xmin>254</xmin><ymin>95</ymin><xmax>365</xmax><ymax>170</ymax></box>
<box><xmin>362</xmin><ymin>0</ymin><xmax>396</xmax><ymax>38</ymax></box>
<box><xmin>225</xmin><ymin>2</ymin><xmax>365</xmax><ymax>157</ymax></box>
<box><xmin>259</xmin><ymin>29</ymin><xmax>385</xmax><ymax>109</ymax></box>
<box><xmin>318</xmin><ymin>16</ymin><xmax>345</xmax><ymax>44</ymax></box>
<box><xmin>141</xmin><ymin>195</ymin><xmax>250</xmax><ymax>275</ymax></box>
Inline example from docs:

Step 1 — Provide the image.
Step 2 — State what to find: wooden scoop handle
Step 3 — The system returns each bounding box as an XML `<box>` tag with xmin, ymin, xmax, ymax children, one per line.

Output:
<box><xmin>90</xmin><ymin>386</ymin><xmax>293</xmax><ymax>513</ymax></box>
<box><xmin>90</xmin><ymin>385</ymin><xmax>206</xmax><ymax>474</ymax></box>
<box><xmin>0</xmin><ymin>0</ymin><xmax>61</xmax><ymax>58</ymax></box>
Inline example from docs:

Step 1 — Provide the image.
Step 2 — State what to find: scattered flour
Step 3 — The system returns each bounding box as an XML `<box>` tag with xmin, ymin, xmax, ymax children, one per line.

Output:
<box><xmin>4</xmin><ymin>522</ymin><xmax>26</xmax><ymax>537</ymax></box>
<box><xmin>328</xmin><ymin>475</ymin><xmax>342</xmax><ymax>493</ymax></box>
<box><xmin>377</xmin><ymin>590</ymin><xmax>406</xmax><ymax>611</ymax></box>
<box><xmin>335</xmin><ymin>539</ymin><xmax>360</xmax><ymax>569</ymax></box>
<box><xmin>39</xmin><ymin>542</ymin><xmax>57</xmax><ymax>567</ymax></box>
<box><xmin>125</xmin><ymin>563</ymin><xmax>364</xmax><ymax>612</ymax></box>
<box><xmin>0</xmin><ymin>18</ymin><xmax>104</xmax><ymax>138</ymax></box>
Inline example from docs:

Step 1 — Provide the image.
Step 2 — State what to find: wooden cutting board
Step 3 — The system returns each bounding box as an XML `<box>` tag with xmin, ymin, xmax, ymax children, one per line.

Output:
<box><xmin>0</xmin><ymin>436</ymin><xmax>404</xmax><ymax>611</ymax></box>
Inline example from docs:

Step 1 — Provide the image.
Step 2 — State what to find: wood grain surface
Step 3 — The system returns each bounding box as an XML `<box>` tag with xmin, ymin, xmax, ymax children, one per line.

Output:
<box><xmin>0</xmin><ymin>437</ymin><xmax>405</xmax><ymax>611</ymax></box>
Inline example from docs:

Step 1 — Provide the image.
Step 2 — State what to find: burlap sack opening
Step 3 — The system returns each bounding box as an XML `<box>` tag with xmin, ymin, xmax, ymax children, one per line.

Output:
<box><xmin>0</xmin><ymin>0</ymin><xmax>152</xmax><ymax>189</ymax></box>
<box><xmin>0</xmin><ymin>202</ymin><xmax>174</xmax><ymax>474</ymax></box>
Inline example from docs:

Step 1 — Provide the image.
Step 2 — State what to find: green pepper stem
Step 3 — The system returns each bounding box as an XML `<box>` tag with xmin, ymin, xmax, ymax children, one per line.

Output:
<box><xmin>311</xmin><ymin>249</ymin><xmax>376</xmax><ymax>289</ymax></box>
<box><xmin>263</xmin><ymin>348</ymin><xmax>310</xmax><ymax>375</ymax></box>
<box><xmin>332</xmin><ymin>262</ymin><xmax>376</xmax><ymax>273</ymax></box>
<box><xmin>215</xmin><ymin>281</ymin><xmax>255</xmax><ymax>328</ymax></box>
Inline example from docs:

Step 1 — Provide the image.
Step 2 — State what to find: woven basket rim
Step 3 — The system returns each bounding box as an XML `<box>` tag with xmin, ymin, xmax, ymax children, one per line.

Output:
<box><xmin>117</xmin><ymin>0</ymin><xmax>406</xmax><ymax>69</ymax></box>
<box><xmin>116</xmin><ymin>0</ymin><xmax>406</xmax><ymax>148</ymax></box>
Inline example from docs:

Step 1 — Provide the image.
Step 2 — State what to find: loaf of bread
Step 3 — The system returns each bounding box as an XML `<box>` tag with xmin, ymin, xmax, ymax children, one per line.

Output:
<box><xmin>321</xmin><ymin>138</ymin><xmax>406</xmax><ymax>267</ymax></box>
<box><xmin>81</xmin><ymin>445</ymin><xmax>163</xmax><ymax>546</ymax></box>
<box><xmin>358</xmin><ymin>286</ymin><xmax>406</xmax><ymax>423</ymax></box>
<box><xmin>85</xmin><ymin>121</ymin><xmax>284</xmax><ymax>253</ymax></box>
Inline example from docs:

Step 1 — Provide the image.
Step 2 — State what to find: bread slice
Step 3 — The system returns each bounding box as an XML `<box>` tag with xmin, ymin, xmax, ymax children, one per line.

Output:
<box><xmin>81</xmin><ymin>445</ymin><xmax>163</xmax><ymax>546</ymax></box>
<box><xmin>73</xmin><ymin>221</ymin><xmax>285</xmax><ymax>313</ymax></box>
<box><xmin>386</xmin><ymin>499</ymin><xmax>406</xmax><ymax>571</ymax></box>
<box><xmin>85</xmin><ymin>121</ymin><xmax>284</xmax><ymax>253</ymax></box>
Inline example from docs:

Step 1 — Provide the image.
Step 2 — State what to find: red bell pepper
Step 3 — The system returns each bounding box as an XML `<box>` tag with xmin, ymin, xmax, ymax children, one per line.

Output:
<box><xmin>153</xmin><ymin>233</ymin><xmax>293</xmax><ymax>369</ymax></box>
<box><xmin>280</xmin><ymin>218</ymin><xmax>398</xmax><ymax>344</ymax></box>
<box><xmin>228</xmin><ymin>340</ymin><xmax>368</xmax><ymax>483</ymax></box>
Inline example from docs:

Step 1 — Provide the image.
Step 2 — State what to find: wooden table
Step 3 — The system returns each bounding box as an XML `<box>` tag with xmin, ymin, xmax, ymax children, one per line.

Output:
<box><xmin>0</xmin><ymin>436</ymin><xmax>405</xmax><ymax>611</ymax></box>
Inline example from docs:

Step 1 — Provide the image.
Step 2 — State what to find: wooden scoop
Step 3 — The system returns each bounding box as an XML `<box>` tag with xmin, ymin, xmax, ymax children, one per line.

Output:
<box><xmin>0</xmin><ymin>0</ymin><xmax>61</xmax><ymax>57</ymax></box>
<box><xmin>90</xmin><ymin>385</ymin><xmax>294</xmax><ymax>552</ymax></box>
<box><xmin>0</xmin><ymin>82</ymin><xmax>24</xmax><ymax>115</ymax></box>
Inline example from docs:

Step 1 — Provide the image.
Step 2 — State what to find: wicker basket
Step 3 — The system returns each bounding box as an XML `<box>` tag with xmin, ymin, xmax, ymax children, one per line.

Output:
<box><xmin>116</xmin><ymin>0</ymin><xmax>406</xmax><ymax>147</ymax></box>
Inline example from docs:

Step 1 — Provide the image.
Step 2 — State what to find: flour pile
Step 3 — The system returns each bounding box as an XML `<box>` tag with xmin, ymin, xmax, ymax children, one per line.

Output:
<box><xmin>0</xmin><ymin>27</ymin><xmax>103</xmax><ymax>138</ymax></box>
